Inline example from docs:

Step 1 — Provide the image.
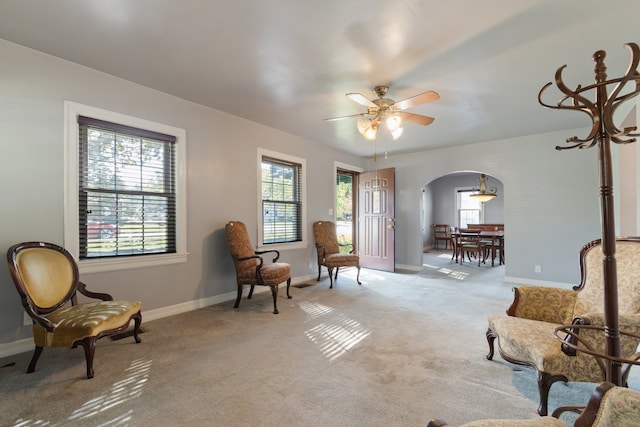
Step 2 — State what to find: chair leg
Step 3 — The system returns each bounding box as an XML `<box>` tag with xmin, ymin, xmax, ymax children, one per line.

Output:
<box><xmin>270</xmin><ymin>285</ymin><xmax>279</xmax><ymax>314</ymax></box>
<box><xmin>328</xmin><ymin>267</ymin><xmax>335</xmax><ymax>289</ymax></box>
<box><xmin>132</xmin><ymin>312</ymin><xmax>143</xmax><ymax>343</ymax></box>
<box><xmin>248</xmin><ymin>285</ymin><xmax>255</xmax><ymax>299</ymax></box>
<box><xmin>234</xmin><ymin>285</ymin><xmax>243</xmax><ymax>308</ymax></box>
<box><xmin>75</xmin><ymin>337</ymin><xmax>97</xmax><ymax>379</ymax></box>
<box><xmin>356</xmin><ymin>266</ymin><xmax>362</xmax><ymax>285</ymax></box>
<box><xmin>286</xmin><ymin>277</ymin><xmax>292</xmax><ymax>299</ymax></box>
<box><xmin>485</xmin><ymin>329</ymin><xmax>497</xmax><ymax>360</ymax></box>
<box><xmin>316</xmin><ymin>264</ymin><xmax>322</xmax><ymax>281</ymax></box>
<box><xmin>27</xmin><ymin>346</ymin><xmax>43</xmax><ymax>373</ymax></box>
<box><xmin>537</xmin><ymin>372</ymin><xmax>567</xmax><ymax>416</ymax></box>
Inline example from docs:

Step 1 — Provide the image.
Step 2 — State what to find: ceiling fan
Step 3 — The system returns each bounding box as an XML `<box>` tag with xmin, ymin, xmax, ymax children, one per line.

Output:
<box><xmin>324</xmin><ymin>85</ymin><xmax>439</xmax><ymax>140</ymax></box>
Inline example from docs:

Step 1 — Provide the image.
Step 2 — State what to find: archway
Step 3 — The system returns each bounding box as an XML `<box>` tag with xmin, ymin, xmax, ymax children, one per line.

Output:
<box><xmin>421</xmin><ymin>171</ymin><xmax>504</xmax><ymax>254</ymax></box>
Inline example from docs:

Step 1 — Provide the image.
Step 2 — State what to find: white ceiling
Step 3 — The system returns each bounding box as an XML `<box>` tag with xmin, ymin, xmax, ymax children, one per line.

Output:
<box><xmin>1</xmin><ymin>0</ymin><xmax>639</xmax><ymax>157</ymax></box>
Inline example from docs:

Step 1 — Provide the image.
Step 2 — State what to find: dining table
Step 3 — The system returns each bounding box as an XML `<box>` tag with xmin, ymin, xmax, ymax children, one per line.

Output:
<box><xmin>452</xmin><ymin>228</ymin><xmax>504</xmax><ymax>267</ymax></box>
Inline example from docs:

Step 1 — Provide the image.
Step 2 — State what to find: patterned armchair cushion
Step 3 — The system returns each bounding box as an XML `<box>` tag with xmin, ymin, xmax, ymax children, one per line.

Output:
<box><xmin>487</xmin><ymin>315</ymin><xmax>603</xmax><ymax>381</ymax></box>
<box><xmin>226</xmin><ymin>221</ymin><xmax>259</xmax><ymax>277</ymax></box>
<box><xmin>313</xmin><ymin>221</ymin><xmax>341</xmax><ymax>254</ymax></box>
<box><xmin>509</xmin><ymin>286</ymin><xmax>578</xmax><ymax>325</ymax></box>
<box><xmin>574</xmin><ymin>240</ymin><xmax>640</xmax><ymax>316</ymax></box>
<box><xmin>324</xmin><ymin>253</ymin><xmax>360</xmax><ymax>268</ymax></box>
<box><xmin>591</xmin><ymin>386</ymin><xmax>640</xmax><ymax>427</ymax></box>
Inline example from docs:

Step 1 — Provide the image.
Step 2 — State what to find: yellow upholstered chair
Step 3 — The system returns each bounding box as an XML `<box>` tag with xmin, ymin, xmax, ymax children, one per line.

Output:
<box><xmin>313</xmin><ymin>220</ymin><xmax>361</xmax><ymax>289</ymax></box>
<box><xmin>6</xmin><ymin>241</ymin><xmax>142</xmax><ymax>379</ymax></box>
<box><xmin>486</xmin><ymin>238</ymin><xmax>640</xmax><ymax>415</ymax></box>
<box><xmin>225</xmin><ymin>221</ymin><xmax>291</xmax><ymax>314</ymax></box>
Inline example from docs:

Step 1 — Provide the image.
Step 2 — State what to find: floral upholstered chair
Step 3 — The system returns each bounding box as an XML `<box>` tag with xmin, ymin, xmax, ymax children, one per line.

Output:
<box><xmin>427</xmin><ymin>382</ymin><xmax>640</xmax><ymax>427</ymax></box>
<box><xmin>313</xmin><ymin>220</ymin><xmax>361</xmax><ymax>289</ymax></box>
<box><xmin>486</xmin><ymin>238</ymin><xmax>640</xmax><ymax>416</ymax></box>
<box><xmin>225</xmin><ymin>221</ymin><xmax>291</xmax><ymax>314</ymax></box>
<box><xmin>7</xmin><ymin>241</ymin><xmax>142</xmax><ymax>379</ymax></box>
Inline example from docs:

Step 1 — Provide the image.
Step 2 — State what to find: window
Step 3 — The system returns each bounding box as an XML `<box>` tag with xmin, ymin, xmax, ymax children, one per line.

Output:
<box><xmin>65</xmin><ymin>102</ymin><xmax>187</xmax><ymax>273</ymax></box>
<box><xmin>457</xmin><ymin>189</ymin><xmax>483</xmax><ymax>228</ymax></box>
<box><xmin>78</xmin><ymin>116</ymin><xmax>176</xmax><ymax>258</ymax></box>
<box><xmin>257</xmin><ymin>148</ymin><xmax>306</xmax><ymax>249</ymax></box>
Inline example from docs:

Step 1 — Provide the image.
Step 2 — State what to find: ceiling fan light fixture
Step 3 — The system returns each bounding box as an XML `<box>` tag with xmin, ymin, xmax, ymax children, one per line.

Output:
<box><xmin>357</xmin><ymin>118</ymin><xmax>372</xmax><ymax>134</ymax></box>
<box><xmin>363</xmin><ymin>124</ymin><xmax>378</xmax><ymax>140</ymax></box>
<box><xmin>391</xmin><ymin>126</ymin><xmax>404</xmax><ymax>140</ymax></box>
<box><xmin>326</xmin><ymin>85</ymin><xmax>439</xmax><ymax>142</ymax></box>
<box><xmin>386</xmin><ymin>114</ymin><xmax>402</xmax><ymax>131</ymax></box>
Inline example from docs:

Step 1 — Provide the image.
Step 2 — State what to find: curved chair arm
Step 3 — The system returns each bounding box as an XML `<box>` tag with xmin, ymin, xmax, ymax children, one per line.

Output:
<box><xmin>255</xmin><ymin>249</ymin><xmax>280</xmax><ymax>262</ymax></box>
<box><xmin>78</xmin><ymin>282</ymin><xmax>114</xmax><ymax>301</ymax></box>
<box><xmin>235</xmin><ymin>254</ymin><xmax>267</xmax><ymax>281</ymax></box>
<box><xmin>23</xmin><ymin>305</ymin><xmax>56</xmax><ymax>332</ymax></box>
<box><xmin>507</xmin><ymin>286</ymin><xmax>577</xmax><ymax>324</ymax></box>
<box><xmin>237</xmin><ymin>254</ymin><xmax>263</xmax><ymax>263</ymax></box>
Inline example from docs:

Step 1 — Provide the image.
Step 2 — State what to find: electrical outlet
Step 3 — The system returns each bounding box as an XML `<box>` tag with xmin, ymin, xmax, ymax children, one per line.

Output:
<box><xmin>23</xmin><ymin>311</ymin><xmax>31</xmax><ymax>326</ymax></box>
<box><xmin>534</xmin><ymin>265</ymin><xmax>542</xmax><ymax>273</ymax></box>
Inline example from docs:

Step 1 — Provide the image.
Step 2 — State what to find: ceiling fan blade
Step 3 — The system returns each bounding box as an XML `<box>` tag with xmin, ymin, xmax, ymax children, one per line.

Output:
<box><xmin>346</xmin><ymin>92</ymin><xmax>377</xmax><ymax>108</ymax></box>
<box><xmin>398</xmin><ymin>111</ymin><xmax>435</xmax><ymax>126</ymax></box>
<box><xmin>394</xmin><ymin>90</ymin><xmax>440</xmax><ymax>110</ymax></box>
<box><xmin>323</xmin><ymin>112</ymin><xmax>369</xmax><ymax>122</ymax></box>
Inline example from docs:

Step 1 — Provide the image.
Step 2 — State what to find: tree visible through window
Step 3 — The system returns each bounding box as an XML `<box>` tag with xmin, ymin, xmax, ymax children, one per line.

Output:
<box><xmin>78</xmin><ymin>116</ymin><xmax>177</xmax><ymax>259</ymax></box>
<box><xmin>261</xmin><ymin>156</ymin><xmax>302</xmax><ymax>244</ymax></box>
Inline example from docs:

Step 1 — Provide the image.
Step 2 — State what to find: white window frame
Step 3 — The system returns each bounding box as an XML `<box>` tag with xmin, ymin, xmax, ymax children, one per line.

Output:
<box><xmin>64</xmin><ymin>101</ymin><xmax>188</xmax><ymax>273</ymax></box>
<box><xmin>455</xmin><ymin>186</ymin><xmax>485</xmax><ymax>228</ymax></box>
<box><xmin>257</xmin><ymin>148</ymin><xmax>307</xmax><ymax>251</ymax></box>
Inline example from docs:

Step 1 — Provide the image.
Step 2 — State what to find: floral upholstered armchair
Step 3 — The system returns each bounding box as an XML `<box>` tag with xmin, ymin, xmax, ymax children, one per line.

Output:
<box><xmin>225</xmin><ymin>221</ymin><xmax>291</xmax><ymax>314</ymax></box>
<box><xmin>313</xmin><ymin>220</ymin><xmax>361</xmax><ymax>289</ymax></box>
<box><xmin>486</xmin><ymin>238</ymin><xmax>640</xmax><ymax>416</ymax></box>
<box><xmin>427</xmin><ymin>381</ymin><xmax>640</xmax><ymax>427</ymax></box>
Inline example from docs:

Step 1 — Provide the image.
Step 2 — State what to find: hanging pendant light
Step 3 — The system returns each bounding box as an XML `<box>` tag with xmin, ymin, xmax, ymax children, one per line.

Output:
<box><xmin>470</xmin><ymin>174</ymin><xmax>497</xmax><ymax>202</ymax></box>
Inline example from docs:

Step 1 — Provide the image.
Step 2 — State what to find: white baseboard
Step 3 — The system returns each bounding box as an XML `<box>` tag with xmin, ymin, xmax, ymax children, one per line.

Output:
<box><xmin>504</xmin><ymin>275</ymin><xmax>573</xmax><ymax>289</ymax></box>
<box><xmin>0</xmin><ymin>338</ymin><xmax>33</xmax><ymax>359</ymax></box>
<box><xmin>0</xmin><ymin>274</ymin><xmax>315</xmax><ymax>359</ymax></box>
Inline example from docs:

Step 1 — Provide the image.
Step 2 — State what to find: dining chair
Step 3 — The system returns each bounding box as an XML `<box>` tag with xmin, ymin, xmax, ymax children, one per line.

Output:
<box><xmin>433</xmin><ymin>224</ymin><xmax>450</xmax><ymax>250</ymax></box>
<box><xmin>458</xmin><ymin>229</ymin><xmax>488</xmax><ymax>266</ymax></box>
<box><xmin>450</xmin><ymin>226</ymin><xmax>460</xmax><ymax>262</ymax></box>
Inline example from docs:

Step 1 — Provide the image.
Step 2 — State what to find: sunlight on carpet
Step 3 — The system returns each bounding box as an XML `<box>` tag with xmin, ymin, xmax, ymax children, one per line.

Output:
<box><xmin>423</xmin><ymin>263</ymin><xmax>469</xmax><ymax>280</ymax></box>
<box><xmin>305</xmin><ymin>314</ymin><xmax>371</xmax><ymax>361</ymax></box>
<box><xmin>68</xmin><ymin>358</ymin><xmax>152</xmax><ymax>424</ymax></box>
<box><xmin>299</xmin><ymin>300</ymin><xmax>335</xmax><ymax>319</ymax></box>
<box><xmin>301</xmin><ymin>299</ymin><xmax>371</xmax><ymax>361</ymax></box>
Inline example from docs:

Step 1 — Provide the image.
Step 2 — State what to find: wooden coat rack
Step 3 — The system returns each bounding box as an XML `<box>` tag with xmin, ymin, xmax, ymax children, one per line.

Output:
<box><xmin>538</xmin><ymin>42</ymin><xmax>640</xmax><ymax>385</ymax></box>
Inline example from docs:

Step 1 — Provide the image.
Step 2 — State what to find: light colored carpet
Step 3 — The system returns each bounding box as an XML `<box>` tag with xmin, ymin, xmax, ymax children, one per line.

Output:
<box><xmin>0</xmin><ymin>251</ymin><xmax>632</xmax><ymax>426</ymax></box>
